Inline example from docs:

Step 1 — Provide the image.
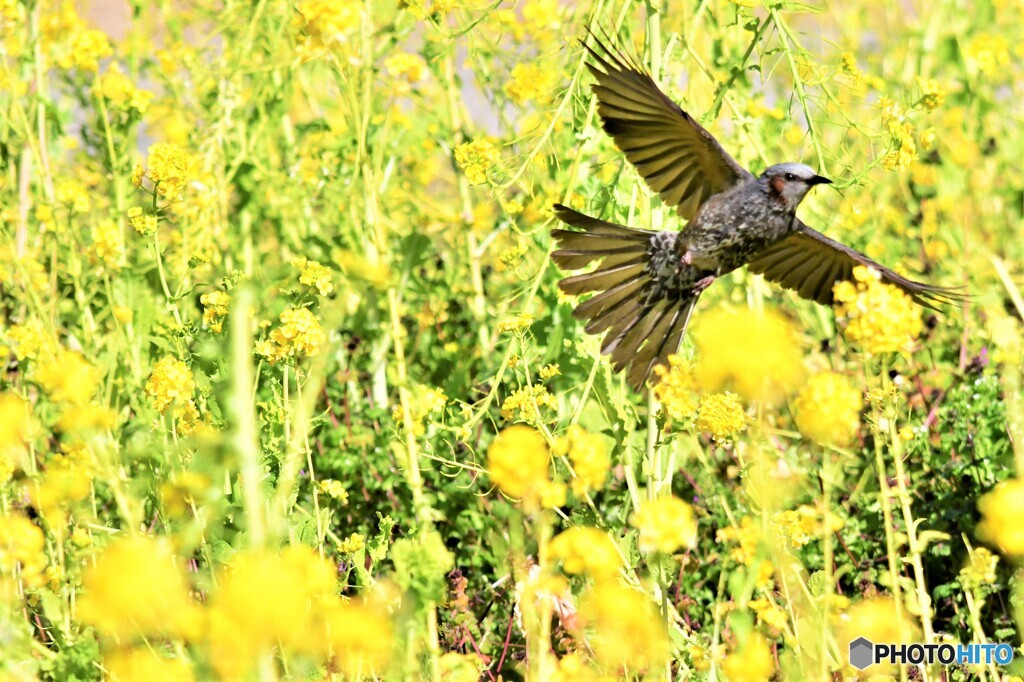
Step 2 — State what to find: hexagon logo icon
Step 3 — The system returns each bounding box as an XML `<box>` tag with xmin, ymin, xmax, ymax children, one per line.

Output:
<box><xmin>849</xmin><ymin>636</ymin><xmax>875</xmax><ymax>670</ymax></box>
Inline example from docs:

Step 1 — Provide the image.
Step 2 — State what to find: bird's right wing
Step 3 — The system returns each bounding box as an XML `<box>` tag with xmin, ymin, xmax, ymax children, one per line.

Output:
<box><xmin>583</xmin><ymin>36</ymin><xmax>753</xmax><ymax>221</ymax></box>
<box><xmin>746</xmin><ymin>220</ymin><xmax>965</xmax><ymax>310</ymax></box>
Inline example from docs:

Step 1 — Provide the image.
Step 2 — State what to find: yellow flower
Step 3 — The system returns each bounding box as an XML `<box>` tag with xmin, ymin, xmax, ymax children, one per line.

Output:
<box><xmin>318</xmin><ymin>479</ymin><xmax>349</xmax><ymax>503</ymax></box>
<box><xmin>964</xmin><ymin>33</ymin><xmax>1010</xmax><ymax>76</ymax></box>
<box><xmin>500</xmin><ymin>384</ymin><xmax>557</xmax><ymax>423</ymax></box>
<box><xmin>630</xmin><ymin>495</ymin><xmax>697</xmax><ymax>554</ymax></box>
<box><xmin>553</xmin><ymin>425</ymin><xmax>610</xmax><ymax>495</ymax></box>
<box><xmin>960</xmin><ymin>546</ymin><xmax>998</xmax><ymax>588</ymax></box>
<box><xmin>792</xmin><ymin>371</ymin><xmax>862</xmax><ymax>446</ymax></box>
<box><xmin>549</xmin><ymin>527</ymin><xmax>622</xmax><ymax>579</ymax></box>
<box><xmin>837</xmin><ymin>597</ymin><xmax>921</xmax><ymax>675</ymax></box>
<box><xmin>338</xmin><ymin>532</ymin><xmax>365</xmax><ymax>554</ymax></box>
<box><xmin>652</xmin><ymin>354</ymin><xmax>697</xmax><ymax>419</ymax></box>
<box><xmin>126</xmin><ymin>206</ymin><xmax>158</xmax><ymax>235</ymax></box>
<box><xmin>6</xmin><ymin>318</ymin><xmax>55</xmax><ymax>361</ymax></box>
<box><xmin>771</xmin><ymin>505</ymin><xmax>844</xmax><ymax>549</ymax></box>
<box><xmin>143</xmin><ymin>143</ymin><xmax>193</xmax><ymax>196</ymax></box>
<box><xmin>206</xmin><ymin>546</ymin><xmax>338</xmax><ymax>678</ymax></box>
<box><xmin>976</xmin><ymin>478</ymin><xmax>1024</xmax><ymax>556</ymax></box>
<box><xmin>693</xmin><ymin>309</ymin><xmax>804</xmax><ymax>404</ymax></box>
<box><xmin>384</xmin><ymin>52</ymin><xmax>427</xmax><ymax>92</ymax></box>
<box><xmin>89</xmin><ymin>219</ymin><xmax>126</xmax><ymax>271</ymax></box>
<box><xmin>696</xmin><ymin>392</ymin><xmax>748</xmax><ymax>441</ymax></box>
<box><xmin>504</xmin><ymin>63</ymin><xmax>556</xmax><ymax>104</ymax></box>
<box><xmin>28</xmin><ymin>443</ymin><xmax>94</xmax><ymax>524</ymax></box>
<box><xmin>34</xmin><ymin>350</ymin><xmax>100</xmax><ymax>406</ymax></box>
<box><xmin>146</xmin><ymin>356</ymin><xmax>195</xmax><ymax>413</ymax></box>
<box><xmin>319</xmin><ymin>597</ymin><xmax>394</xmax><ymax>674</ymax></box>
<box><xmin>833</xmin><ymin>266</ymin><xmax>922</xmax><ymax>354</ymax></box>
<box><xmin>581</xmin><ymin>583</ymin><xmax>670</xmax><ymax>673</ymax></box>
<box><xmin>259</xmin><ymin>307</ymin><xmax>327</xmax><ymax>363</ymax></box>
<box><xmin>94</xmin><ymin>62</ymin><xmax>153</xmax><ymax>114</ymax></box>
<box><xmin>722</xmin><ymin>631</ymin><xmax>774</xmax><ymax>681</ymax></box>
<box><xmin>454</xmin><ymin>139</ymin><xmax>500</xmax><ymax>185</ymax></box>
<box><xmin>293</xmin><ymin>256</ymin><xmax>334</xmax><ymax>296</ymax></box>
<box><xmin>916</xmin><ymin>77</ymin><xmax>945</xmax><ymax>110</ymax></box>
<box><xmin>0</xmin><ymin>512</ymin><xmax>46</xmax><ymax>587</ymax></box>
<box><xmin>539</xmin><ymin>363</ymin><xmax>560</xmax><ymax>380</ymax></box>
<box><xmin>392</xmin><ymin>384</ymin><xmax>447</xmax><ymax>435</ymax></box>
<box><xmin>200</xmin><ymin>290</ymin><xmax>230</xmax><ymax>333</ymax></box>
<box><xmin>496</xmin><ymin>312</ymin><xmax>534</xmax><ymax>334</ymax></box>
<box><xmin>487</xmin><ymin>425</ymin><xmax>563</xmax><ymax>511</ymax></box>
<box><xmin>294</xmin><ymin>0</ymin><xmax>361</xmax><ymax>54</ymax></box>
<box><xmin>60</xmin><ymin>28</ymin><xmax>113</xmax><ymax>72</ymax></box>
<box><xmin>717</xmin><ymin>517</ymin><xmax>774</xmax><ymax>588</ymax></box>
<box><xmin>79</xmin><ymin>536</ymin><xmax>197</xmax><ymax>640</ymax></box>
<box><xmin>104</xmin><ymin>648</ymin><xmax>194</xmax><ymax>682</ymax></box>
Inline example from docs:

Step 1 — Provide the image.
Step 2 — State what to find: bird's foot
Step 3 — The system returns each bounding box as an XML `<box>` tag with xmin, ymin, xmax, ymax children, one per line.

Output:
<box><xmin>692</xmin><ymin>275</ymin><xmax>715</xmax><ymax>294</ymax></box>
<box><xmin>681</xmin><ymin>250</ymin><xmax>694</xmax><ymax>266</ymax></box>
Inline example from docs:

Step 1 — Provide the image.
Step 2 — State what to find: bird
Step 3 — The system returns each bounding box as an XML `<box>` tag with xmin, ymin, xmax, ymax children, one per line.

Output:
<box><xmin>550</xmin><ymin>36</ymin><xmax>962</xmax><ymax>390</ymax></box>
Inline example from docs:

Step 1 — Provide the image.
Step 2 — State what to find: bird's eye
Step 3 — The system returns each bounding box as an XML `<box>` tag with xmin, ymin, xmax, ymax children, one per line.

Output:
<box><xmin>784</xmin><ymin>172</ymin><xmax>796</xmax><ymax>181</ymax></box>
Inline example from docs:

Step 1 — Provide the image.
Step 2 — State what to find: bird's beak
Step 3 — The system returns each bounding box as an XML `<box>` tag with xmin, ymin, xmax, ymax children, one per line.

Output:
<box><xmin>809</xmin><ymin>175</ymin><xmax>833</xmax><ymax>186</ymax></box>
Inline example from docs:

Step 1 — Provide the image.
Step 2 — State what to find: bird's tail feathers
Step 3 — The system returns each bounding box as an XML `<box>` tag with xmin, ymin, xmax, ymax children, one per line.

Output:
<box><xmin>551</xmin><ymin>203</ymin><xmax>696</xmax><ymax>389</ymax></box>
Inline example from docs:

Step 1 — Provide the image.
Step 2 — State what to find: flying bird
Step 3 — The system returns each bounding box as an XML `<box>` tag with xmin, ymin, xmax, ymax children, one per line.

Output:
<box><xmin>551</xmin><ymin>36</ymin><xmax>961</xmax><ymax>389</ymax></box>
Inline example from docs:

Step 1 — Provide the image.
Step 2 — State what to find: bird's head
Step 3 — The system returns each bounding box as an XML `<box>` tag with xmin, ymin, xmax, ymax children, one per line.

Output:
<box><xmin>760</xmin><ymin>163</ymin><xmax>832</xmax><ymax>211</ymax></box>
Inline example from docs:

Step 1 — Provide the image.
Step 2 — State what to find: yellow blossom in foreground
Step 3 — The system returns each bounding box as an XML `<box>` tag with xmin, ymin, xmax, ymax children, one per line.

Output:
<box><xmin>722</xmin><ymin>631</ymin><xmax>774</xmax><ymax>681</ymax></box>
<box><xmin>837</xmin><ymin>597</ymin><xmax>921</xmax><ymax>675</ymax></box>
<box><xmin>105</xmin><ymin>648</ymin><xmax>194</xmax><ymax>682</ymax></box>
<box><xmin>833</xmin><ymin>266</ymin><xmax>922</xmax><ymax>354</ymax></box>
<box><xmin>454</xmin><ymin>139</ymin><xmax>500</xmax><ymax>185</ymax></box>
<box><xmin>258</xmin><ymin>307</ymin><xmax>327</xmax><ymax>363</ymax></box>
<box><xmin>553</xmin><ymin>425</ymin><xmax>609</xmax><ymax>495</ymax></box>
<box><xmin>696</xmin><ymin>392</ymin><xmax>747</xmax><ymax>441</ymax></box>
<box><xmin>200</xmin><ymin>290</ymin><xmax>230</xmax><ymax>333</ymax></box>
<box><xmin>294</xmin><ymin>0</ymin><xmax>361</xmax><ymax>53</ymax></box>
<box><xmin>34</xmin><ymin>350</ymin><xmax>100</xmax><ymax>406</ymax></box>
<box><xmin>293</xmin><ymin>256</ymin><xmax>334</xmax><ymax>296</ymax></box>
<box><xmin>487</xmin><ymin>425</ymin><xmax>564</xmax><ymax>510</ymax></box>
<box><xmin>793</xmin><ymin>371</ymin><xmax>862</xmax><ymax>446</ymax></box>
<box><xmin>653</xmin><ymin>353</ymin><xmax>697</xmax><ymax>419</ymax></box>
<box><xmin>79</xmin><ymin>536</ymin><xmax>197</xmax><ymax>640</ymax></box>
<box><xmin>960</xmin><ymin>546</ymin><xmax>998</xmax><ymax>588</ymax></box>
<box><xmin>439</xmin><ymin>652</ymin><xmax>483</xmax><ymax>682</ymax></box>
<box><xmin>500</xmin><ymin>384</ymin><xmax>557</xmax><ymax>423</ymax></box>
<box><xmin>549</xmin><ymin>527</ymin><xmax>622</xmax><ymax>579</ymax></box>
<box><xmin>0</xmin><ymin>512</ymin><xmax>46</xmax><ymax>587</ymax></box>
<box><xmin>28</xmin><ymin>443</ymin><xmax>94</xmax><ymax>524</ymax></box>
<box><xmin>126</xmin><ymin>206</ymin><xmax>158</xmax><ymax>235</ymax></box>
<box><xmin>319</xmin><ymin>598</ymin><xmax>394</xmax><ymax>675</ymax></box>
<box><xmin>693</xmin><ymin>309</ymin><xmax>804</xmax><ymax>403</ymax></box>
<box><xmin>206</xmin><ymin>546</ymin><xmax>338</xmax><ymax>678</ymax></box>
<box><xmin>976</xmin><ymin>478</ymin><xmax>1024</xmax><ymax>556</ymax></box>
<box><xmin>631</xmin><ymin>495</ymin><xmax>697</xmax><ymax>554</ymax></box>
<box><xmin>581</xmin><ymin>583</ymin><xmax>670</xmax><ymax>673</ymax></box>
<box><xmin>146</xmin><ymin>356</ymin><xmax>195</xmax><ymax>413</ymax></box>
<box><xmin>144</xmin><ymin>143</ymin><xmax>193</xmax><ymax>196</ymax></box>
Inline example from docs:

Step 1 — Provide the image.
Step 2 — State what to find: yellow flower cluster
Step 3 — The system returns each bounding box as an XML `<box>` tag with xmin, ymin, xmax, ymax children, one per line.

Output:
<box><xmin>78</xmin><ymin>536</ymin><xmax>199</xmax><ymax>640</ymax></box>
<box><xmin>126</xmin><ymin>206</ymin><xmax>158</xmax><ymax>235</ymax></box>
<box><xmin>257</xmin><ymin>307</ymin><xmax>327</xmax><ymax>363</ymax></box>
<box><xmin>652</xmin><ymin>353</ymin><xmax>697</xmax><ymax>418</ymax></box>
<box><xmin>6</xmin><ymin>318</ymin><xmax>55</xmax><ymax>360</ymax></box>
<box><xmin>500</xmin><ymin>384</ymin><xmax>557</xmax><ymax>422</ymax></box>
<box><xmin>293</xmin><ymin>256</ymin><xmax>334</xmax><ymax>296</ymax></box>
<box><xmin>454</xmin><ymin>139</ymin><xmax>500</xmax><ymax>185</ymax></box>
<box><xmin>630</xmin><ymin>495</ymin><xmax>697</xmax><ymax>555</ymax></box>
<box><xmin>0</xmin><ymin>512</ymin><xmax>46</xmax><ymax>587</ymax></box>
<box><xmin>59</xmin><ymin>28</ymin><xmax>113</xmax><ymax>72</ymax></box>
<box><xmin>833</xmin><ymin>266</ymin><xmax>922</xmax><ymax>354</ymax></box>
<box><xmin>28</xmin><ymin>443</ymin><xmax>95</xmax><ymax>526</ymax></box>
<box><xmin>976</xmin><ymin>477</ymin><xmax>1024</xmax><ymax>556</ymax></box>
<box><xmin>318</xmin><ymin>478</ymin><xmax>349</xmax><ymax>503</ymax></box>
<box><xmin>384</xmin><ymin>52</ymin><xmax>428</xmax><ymax>93</ymax></box>
<box><xmin>964</xmin><ymin>33</ymin><xmax>1010</xmax><ymax>76</ymax></box>
<box><xmin>392</xmin><ymin>384</ymin><xmax>447</xmax><ymax>435</ymax></box>
<box><xmin>496</xmin><ymin>312</ymin><xmax>534</xmax><ymax>334</ymax></box>
<box><xmin>580</xmin><ymin>583</ymin><xmax>670</xmax><ymax>673</ymax></box>
<box><xmin>695</xmin><ymin>392</ymin><xmax>747</xmax><ymax>441</ymax></box>
<box><xmin>294</xmin><ymin>0</ymin><xmax>362</xmax><ymax>54</ymax></box>
<box><xmin>721</xmin><ymin>631</ymin><xmax>774</xmax><ymax>682</ymax></box>
<box><xmin>94</xmin><ymin>63</ymin><xmax>153</xmax><ymax>114</ymax></box>
<box><xmin>105</xmin><ymin>648</ymin><xmax>194</xmax><ymax>682</ymax></box>
<box><xmin>837</xmin><ymin>597</ymin><xmax>921</xmax><ymax>675</ymax></box>
<box><xmin>771</xmin><ymin>505</ymin><xmax>845</xmax><ymax>549</ymax></box>
<box><xmin>145</xmin><ymin>356</ymin><xmax>195</xmax><ymax>413</ymax></box>
<box><xmin>486</xmin><ymin>424</ymin><xmax>565</xmax><ymax>511</ymax></box>
<box><xmin>141</xmin><ymin>143</ymin><xmax>194</xmax><ymax>196</ymax></box>
<box><xmin>549</xmin><ymin>527</ymin><xmax>622</xmax><ymax>579</ymax></box>
<box><xmin>89</xmin><ymin>219</ymin><xmax>125</xmax><ymax>271</ymax></box>
<box><xmin>792</xmin><ymin>371</ymin><xmax>862</xmax><ymax>446</ymax></box>
<box><xmin>917</xmin><ymin>77</ymin><xmax>946</xmax><ymax>110</ymax></box>
<box><xmin>960</xmin><ymin>546</ymin><xmax>998</xmax><ymax>588</ymax></box>
<box><xmin>200</xmin><ymin>290</ymin><xmax>230</xmax><ymax>333</ymax></box>
<box><xmin>34</xmin><ymin>350</ymin><xmax>100</xmax><ymax>406</ymax></box>
<box><xmin>552</xmin><ymin>425</ymin><xmax>609</xmax><ymax>495</ymax></box>
<box><xmin>0</xmin><ymin>392</ymin><xmax>32</xmax><ymax>484</ymax></box>
<box><xmin>504</xmin><ymin>63</ymin><xmax>555</xmax><ymax>104</ymax></box>
<box><xmin>693</xmin><ymin>308</ymin><xmax>804</xmax><ymax>404</ymax></box>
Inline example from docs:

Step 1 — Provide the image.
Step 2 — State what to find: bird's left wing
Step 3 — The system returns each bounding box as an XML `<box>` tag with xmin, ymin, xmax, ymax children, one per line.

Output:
<box><xmin>746</xmin><ymin>220</ymin><xmax>964</xmax><ymax>310</ymax></box>
<box><xmin>583</xmin><ymin>36</ymin><xmax>753</xmax><ymax>221</ymax></box>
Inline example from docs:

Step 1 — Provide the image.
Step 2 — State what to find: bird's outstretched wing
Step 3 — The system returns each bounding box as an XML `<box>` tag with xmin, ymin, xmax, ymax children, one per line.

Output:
<box><xmin>746</xmin><ymin>220</ymin><xmax>965</xmax><ymax>310</ymax></box>
<box><xmin>583</xmin><ymin>36</ymin><xmax>753</xmax><ymax>220</ymax></box>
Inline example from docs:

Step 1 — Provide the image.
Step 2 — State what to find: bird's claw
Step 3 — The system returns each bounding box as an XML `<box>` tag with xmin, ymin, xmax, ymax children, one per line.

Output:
<box><xmin>693</xmin><ymin>275</ymin><xmax>715</xmax><ymax>294</ymax></box>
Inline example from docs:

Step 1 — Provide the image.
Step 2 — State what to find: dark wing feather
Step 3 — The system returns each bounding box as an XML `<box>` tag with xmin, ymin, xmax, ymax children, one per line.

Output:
<box><xmin>747</xmin><ymin>220</ymin><xmax>965</xmax><ymax>310</ymax></box>
<box><xmin>583</xmin><ymin>36</ymin><xmax>752</xmax><ymax>220</ymax></box>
